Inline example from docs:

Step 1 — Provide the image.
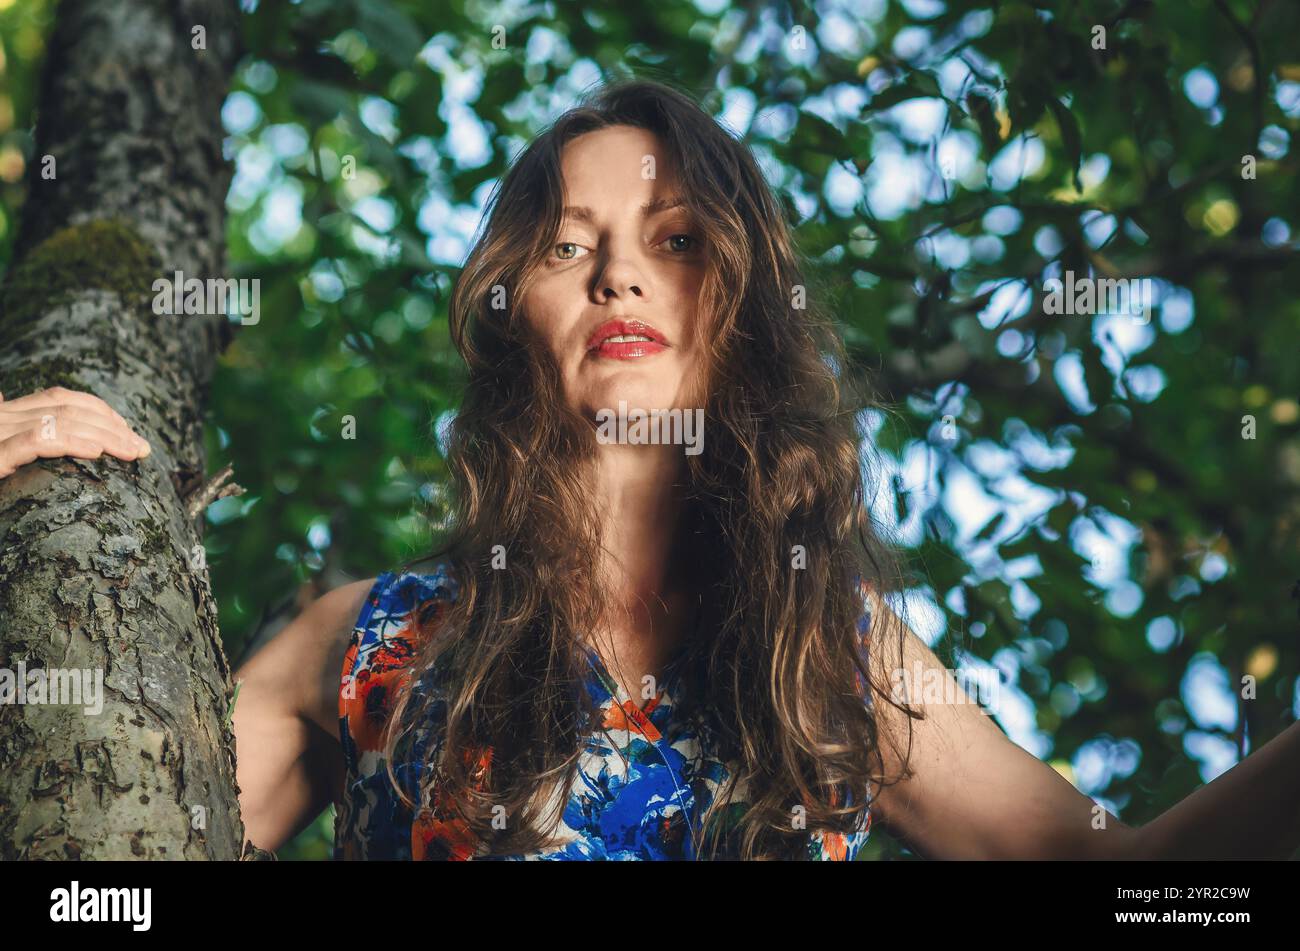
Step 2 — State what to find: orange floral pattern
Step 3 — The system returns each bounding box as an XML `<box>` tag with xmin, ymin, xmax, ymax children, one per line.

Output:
<box><xmin>335</xmin><ymin>566</ymin><xmax>875</xmax><ymax>860</ymax></box>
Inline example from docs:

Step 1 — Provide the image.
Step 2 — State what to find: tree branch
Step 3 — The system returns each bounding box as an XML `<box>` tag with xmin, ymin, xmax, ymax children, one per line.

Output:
<box><xmin>183</xmin><ymin>462</ymin><xmax>246</xmax><ymax>521</ymax></box>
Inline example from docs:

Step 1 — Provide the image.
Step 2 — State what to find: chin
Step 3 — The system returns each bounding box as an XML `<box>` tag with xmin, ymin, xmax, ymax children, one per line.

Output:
<box><xmin>579</xmin><ymin>376</ymin><xmax>687</xmax><ymax>416</ymax></box>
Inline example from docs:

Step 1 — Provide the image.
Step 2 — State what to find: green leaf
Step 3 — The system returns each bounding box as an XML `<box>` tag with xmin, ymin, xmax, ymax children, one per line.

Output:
<box><xmin>974</xmin><ymin>511</ymin><xmax>1007</xmax><ymax>542</ymax></box>
<box><xmin>1046</xmin><ymin>97</ymin><xmax>1083</xmax><ymax>191</ymax></box>
<box><xmin>866</xmin><ymin>70</ymin><xmax>944</xmax><ymax>113</ymax></box>
<box><xmin>795</xmin><ymin>112</ymin><xmax>847</xmax><ymax>157</ymax></box>
<box><xmin>965</xmin><ymin>89</ymin><xmax>1003</xmax><ymax>159</ymax></box>
<box><xmin>290</xmin><ymin>78</ymin><xmax>351</xmax><ymax>126</ymax></box>
<box><xmin>1007</xmin><ymin>82</ymin><xmax>1046</xmax><ymax>131</ymax></box>
<box><xmin>792</xmin><ymin>219</ymin><xmax>841</xmax><ymax>256</ymax></box>
<box><xmin>355</xmin><ymin>0</ymin><xmax>425</xmax><ymax>66</ymax></box>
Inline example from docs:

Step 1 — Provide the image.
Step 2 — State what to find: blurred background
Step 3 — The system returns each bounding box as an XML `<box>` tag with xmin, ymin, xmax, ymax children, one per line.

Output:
<box><xmin>1</xmin><ymin>0</ymin><xmax>1297</xmax><ymax>859</ymax></box>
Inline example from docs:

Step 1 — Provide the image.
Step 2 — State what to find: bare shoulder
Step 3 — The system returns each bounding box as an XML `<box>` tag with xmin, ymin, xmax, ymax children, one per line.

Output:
<box><xmin>233</xmin><ymin>577</ymin><xmax>379</xmax><ymax>744</ymax></box>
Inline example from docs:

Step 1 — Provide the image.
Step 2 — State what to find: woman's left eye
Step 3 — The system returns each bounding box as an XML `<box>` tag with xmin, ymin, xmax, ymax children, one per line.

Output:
<box><xmin>553</xmin><ymin>242</ymin><xmax>589</xmax><ymax>261</ymax></box>
<box><xmin>660</xmin><ymin>233</ymin><xmax>697</xmax><ymax>253</ymax></box>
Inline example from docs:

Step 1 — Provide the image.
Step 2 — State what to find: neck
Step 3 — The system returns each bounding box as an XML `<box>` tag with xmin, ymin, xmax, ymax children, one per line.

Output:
<box><xmin>589</xmin><ymin>443</ymin><xmax>695</xmax><ymax>691</ymax></box>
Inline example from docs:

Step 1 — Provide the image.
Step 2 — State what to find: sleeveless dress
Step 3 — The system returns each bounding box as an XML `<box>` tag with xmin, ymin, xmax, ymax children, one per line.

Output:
<box><xmin>334</xmin><ymin>564</ymin><xmax>876</xmax><ymax>860</ymax></box>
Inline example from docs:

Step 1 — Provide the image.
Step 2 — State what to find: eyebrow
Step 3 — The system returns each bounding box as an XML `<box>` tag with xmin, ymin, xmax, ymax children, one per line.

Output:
<box><xmin>562</xmin><ymin>196</ymin><xmax>687</xmax><ymax>223</ymax></box>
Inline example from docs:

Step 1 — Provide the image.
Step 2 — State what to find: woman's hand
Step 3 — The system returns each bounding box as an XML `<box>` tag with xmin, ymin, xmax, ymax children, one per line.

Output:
<box><xmin>0</xmin><ymin>385</ymin><xmax>151</xmax><ymax>478</ymax></box>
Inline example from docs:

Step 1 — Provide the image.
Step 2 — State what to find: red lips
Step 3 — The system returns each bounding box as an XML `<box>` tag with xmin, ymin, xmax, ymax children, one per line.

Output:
<box><xmin>584</xmin><ymin>319</ymin><xmax>669</xmax><ymax>360</ymax></box>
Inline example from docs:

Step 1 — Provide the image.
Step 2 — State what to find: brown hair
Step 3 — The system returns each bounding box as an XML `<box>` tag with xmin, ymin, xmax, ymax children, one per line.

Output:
<box><xmin>384</xmin><ymin>77</ymin><xmax>918</xmax><ymax>859</ymax></box>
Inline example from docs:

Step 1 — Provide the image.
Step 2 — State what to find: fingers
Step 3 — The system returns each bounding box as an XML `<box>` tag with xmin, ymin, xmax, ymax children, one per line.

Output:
<box><xmin>0</xmin><ymin>385</ymin><xmax>128</xmax><ymax>430</ymax></box>
<box><xmin>1</xmin><ymin>405</ymin><xmax>129</xmax><ymax>437</ymax></box>
<box><xmin>0</xmin><ymin>404</ymin><xmax>127</xmax><ymax>441</ymax></box>
<box><xmin>0</xmin><ymin>423</ymin><xmax>146</xmax><ymax>478</ymax></box>
<box><xmin>0</xmin><ymin>386</ymin><xmax>152</xmax><ymax>478</ymax></box>
<box><xmin>0</xmin><ymin>430</ymin><xmax>108</xmax><ymax>478</ymax></box>
<box><xmin>1</xmin><ymin>386</ymin><xmax>143</xmax><ymax>440</ymax></box>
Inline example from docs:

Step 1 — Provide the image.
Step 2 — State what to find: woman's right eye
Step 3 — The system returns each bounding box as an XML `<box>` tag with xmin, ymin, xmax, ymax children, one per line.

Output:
<box><xmin>553</xmin><ymin>242</ymin><xmax>589</xmax><ymax>261</ymax></box>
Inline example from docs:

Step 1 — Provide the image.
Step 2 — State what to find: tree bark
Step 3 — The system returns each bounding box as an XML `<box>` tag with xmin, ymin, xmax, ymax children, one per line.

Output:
<box><xmin>0</xmin><ymin>0</ymin><xmax>243</xmax><ymax>859</ymax></box>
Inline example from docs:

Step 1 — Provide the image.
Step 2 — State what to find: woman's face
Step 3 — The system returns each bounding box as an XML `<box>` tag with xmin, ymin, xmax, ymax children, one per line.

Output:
<box><xmin>521</xmin><ymin>125</ymin><xmax>709</xmax><ymax>423</ymax></box>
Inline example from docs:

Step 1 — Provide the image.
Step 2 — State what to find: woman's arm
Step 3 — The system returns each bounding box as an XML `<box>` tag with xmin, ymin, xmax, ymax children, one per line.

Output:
<box><xmin>865</xmin><ymin>592</ymin><xmax>1299</xmax><ymax>860</ymax></box>
<box><xmin>231</xmin><ymin>579</ymin><xmax>374</xmax><ymax>852</ymax></box>
<box><xmin>1125</xmin><ymin>719</ymin><xmax>1300</xmax><ymax>860</ymax></box>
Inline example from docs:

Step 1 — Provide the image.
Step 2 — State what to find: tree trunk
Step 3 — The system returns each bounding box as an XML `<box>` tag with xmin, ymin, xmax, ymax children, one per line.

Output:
<box><xmin>0</xmin><ymin>0</ymin><xmax>243</xmax><ymax>859</ymax></box>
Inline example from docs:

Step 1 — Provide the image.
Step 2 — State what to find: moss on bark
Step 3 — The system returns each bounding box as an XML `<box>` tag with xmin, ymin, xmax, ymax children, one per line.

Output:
<box><xmin>0</xmin><ymin>218</ymin><xmax>158</xmax><ymax>337</ymax></box>
<box><xmin>0</xmin><ymin>356</ymin><xmax>85</xmax><ymax>396</ymax></box>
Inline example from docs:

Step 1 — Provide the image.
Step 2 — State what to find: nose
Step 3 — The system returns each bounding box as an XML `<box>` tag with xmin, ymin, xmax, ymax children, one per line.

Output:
<box><xmin>591</xmin><ymin>252</ymin><xmax>650</xmax><ymax>304</ymax></box>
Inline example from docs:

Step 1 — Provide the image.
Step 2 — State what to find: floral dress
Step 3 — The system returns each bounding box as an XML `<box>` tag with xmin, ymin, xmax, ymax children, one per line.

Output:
<box><xmin>334</xmin><ymin>564</ymin><xmax>875</xmax><ymax>860</ymax></box>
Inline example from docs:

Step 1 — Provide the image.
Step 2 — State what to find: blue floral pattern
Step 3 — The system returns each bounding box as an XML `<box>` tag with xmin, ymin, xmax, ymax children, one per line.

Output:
<box><xmin>335</xmin><ymin>564</ymin><xmax>874</xmax><ymax>860</ymax></box>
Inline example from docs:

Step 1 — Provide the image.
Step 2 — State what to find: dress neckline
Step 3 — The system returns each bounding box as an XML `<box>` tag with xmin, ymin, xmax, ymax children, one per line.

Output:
<box><xmin>579</xmin><ymin>592</ymin><xmax>703</xmax><ymax>712</ymax></box>
<box><xmin>579</xmin><ymin>636</ymin><xmax>696</xmax><ymax>714</ymax></box>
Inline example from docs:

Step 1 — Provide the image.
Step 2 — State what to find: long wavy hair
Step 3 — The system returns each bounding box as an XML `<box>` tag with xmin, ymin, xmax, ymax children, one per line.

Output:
<box><xmin>383</xmin><ymin>77</ymin><xmax>920</xmax><ymax>860</ymax></box>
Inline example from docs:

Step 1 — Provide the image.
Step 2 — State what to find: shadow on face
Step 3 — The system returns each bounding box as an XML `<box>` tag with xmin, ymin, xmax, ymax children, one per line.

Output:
<box><xmin>521</xmin><ymin>124</ymin><xmax>714</xmax><ymax>424</ymax></box>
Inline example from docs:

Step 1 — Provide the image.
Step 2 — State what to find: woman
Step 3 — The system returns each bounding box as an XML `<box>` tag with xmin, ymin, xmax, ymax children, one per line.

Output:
<box><xmin>3</xmin><ymin>80</ymin><xmax>1297</xmax><ymax>860</ymax></box>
